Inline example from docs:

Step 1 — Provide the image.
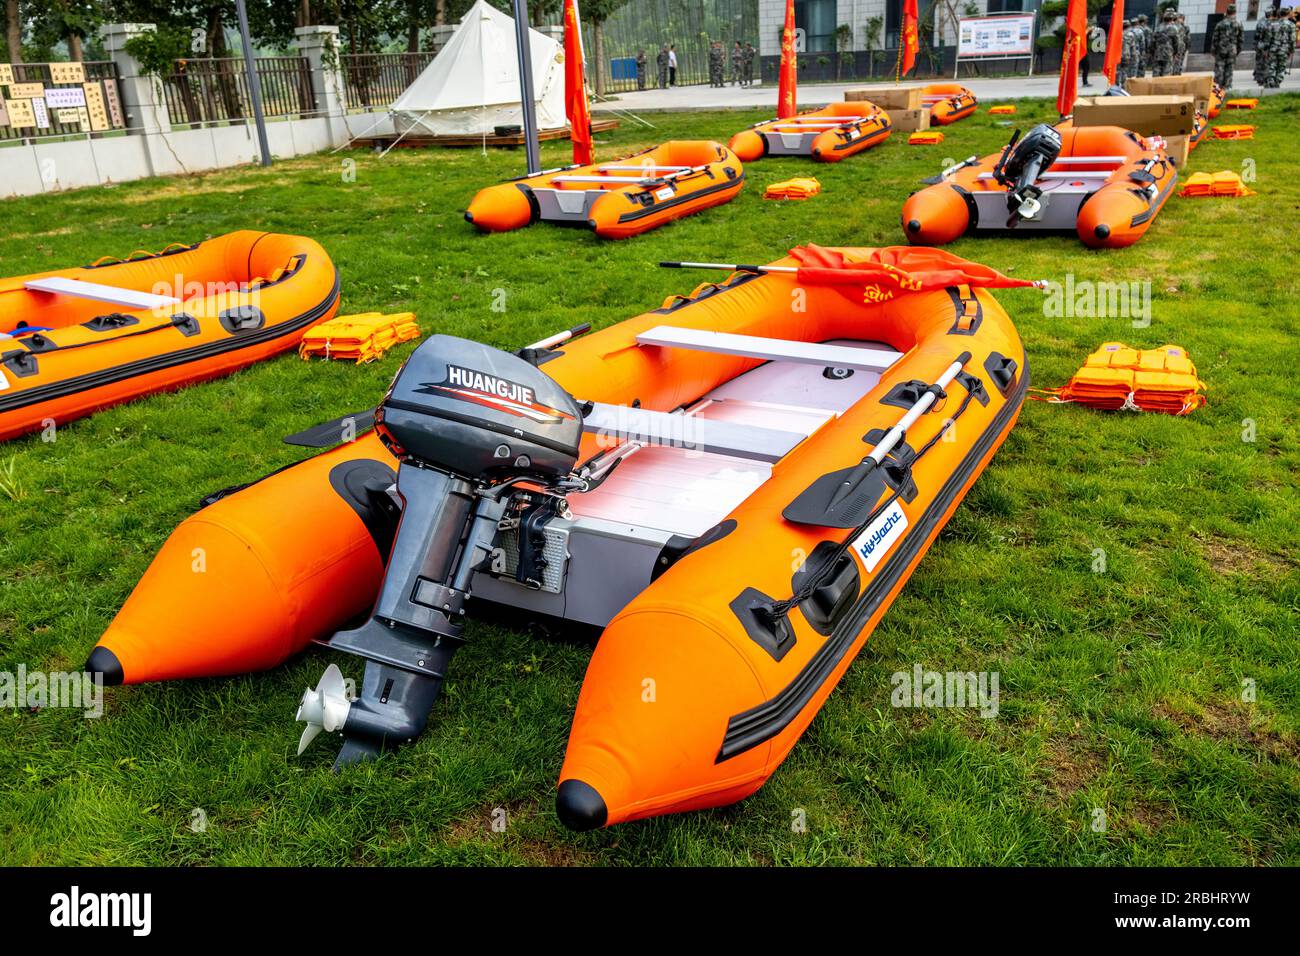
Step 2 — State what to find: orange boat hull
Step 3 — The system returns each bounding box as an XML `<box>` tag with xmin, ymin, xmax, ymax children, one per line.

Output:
<box><xmin>901</xmin><ymin>124</ymin><xmax>1176</xmax><ymax>249</ymax></box>
<box><xmin>924</xmin><ymin>84</ymin><xmax>978</xmax><ymax>125</ymax></box>
<box><xmin>92</xmin><ymin>249</ymin><xmax>1027</xmax><ymax>828</ymax></box>
<box><xmin>465</xmin><ymin>141</ymin><xmax>744</xmax><ymax>239</ymax></box>
<box><xmin>728</xmin><ymin>101</ymin><xmax>893</xmax><ymax>162</ymax></box>
<box><xmin>0</xmin><ymin>231</ymin><xmax>340</xmax><ymax>443</ymax></box>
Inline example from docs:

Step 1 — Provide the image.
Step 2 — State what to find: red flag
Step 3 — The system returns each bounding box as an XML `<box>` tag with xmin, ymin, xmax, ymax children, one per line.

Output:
<box><xmin>899</xmin><ymin>0</ymin><xmax>920</xmax><ymax>78</ymax></box>
<box><xmin>1102</xmin><ymin>0</ymin><xmax>1125</xmax><ymax>85</ymax></box>
<box><xmin>777</xmin><ymin>0</ymin><xmax>797</xmax><ymax>119</ymax></box>
<box><xmin>563</xmin><ymin>0</ymin><xmax>593</xmax><ymax>165</ymax></box>
<box><xmin>790</xmin><ymin>245</ymin><xmax>1043</xmax><ymax>296</ymax></box>
<box><xmin>1057</xmin><ymin>0</ymin><xmax>1087</xmax><ymax>117</ymax></box>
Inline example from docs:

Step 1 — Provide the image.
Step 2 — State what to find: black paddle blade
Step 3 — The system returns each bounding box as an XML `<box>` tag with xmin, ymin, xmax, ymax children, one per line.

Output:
<box><xmin>283</xmin><ymin>409</ymin><xmax>377</xmax><ymax>448</ymax></box>
<box><xmin>782</xmin><ymin>465</ymin><xmax>888</xmax><ymax>529</ymax></box>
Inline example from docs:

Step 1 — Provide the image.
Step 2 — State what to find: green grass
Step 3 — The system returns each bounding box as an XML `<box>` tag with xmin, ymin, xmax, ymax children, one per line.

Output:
<box><xmin>1</xmin><ymin>97</ymin><xmax>1297</xmax><ymax>866</ymax></box>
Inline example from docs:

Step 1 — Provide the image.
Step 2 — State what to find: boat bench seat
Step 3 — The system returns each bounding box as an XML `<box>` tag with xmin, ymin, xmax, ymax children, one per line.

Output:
<box><xmin>581</xmin><ymin>401</ymin><xmax>804</xmax><ymax>464</ymax></box>
<box><xmin>25</xmin><ymin>276</ymin><xmax>181</xmax><ymax>310</ymax></box>
<box><xmin>637</xmin><ymin>325</ymin><xmax>902</xmax><ymax>372</ymax></box>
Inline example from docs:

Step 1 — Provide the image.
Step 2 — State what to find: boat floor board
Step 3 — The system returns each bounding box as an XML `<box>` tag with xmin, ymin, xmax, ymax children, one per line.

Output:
<box><xmin>569</xmin><ymin>340</ymin><xmax>896</xmax><ymax>538</ymax></box>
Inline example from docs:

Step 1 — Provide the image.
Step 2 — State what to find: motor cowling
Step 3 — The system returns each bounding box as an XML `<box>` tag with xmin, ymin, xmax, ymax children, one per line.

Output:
<box><xmin>993</xmin><ymin>124</ymin><xmax>1063</xmax><ymax>221</ymax></box>
<box><xmin>376</xmin><ymin>334</ymin><xmax>583</xmax><ymax>481</ymax></box>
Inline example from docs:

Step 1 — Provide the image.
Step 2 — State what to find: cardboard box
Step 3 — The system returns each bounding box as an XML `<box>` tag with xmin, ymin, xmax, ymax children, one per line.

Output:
<box><xmin>845</xmin><ymin>85</ymin><xmax>923</xmax><ymax>111</ymax></box>
<box><xmin>1161</xmin><ymin>134</ymin><xmax>1190</xmax><ymax>167</ymax></box>
<box><xmin>1071</xmin><ymin>95</ymin><xmax>1197</xmax><ymax>137</ymax></box>
<box><xmin>887</xmin><ymin>107</ymin><xmax>930</xmax><ymax>133</ymax></box>
<box><xmin>1125</xmin><ymin>73</ymin><xmax>1213</xmax><ymax>116</ymax></box>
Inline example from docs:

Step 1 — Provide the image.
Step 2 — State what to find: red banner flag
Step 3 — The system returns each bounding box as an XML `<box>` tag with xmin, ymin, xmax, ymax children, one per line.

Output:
<box><xmin>563</xmin><ymin>0</ymin><xmax>592</xmax><ymax>165</ymax></box>
<box><xmin>777</xmin><ymin>0</ymin><xmax>797</xmax><ymax>119</ymax></box>
<box><xmin>899</xmin><ymin>0</ymin><xmax>920</xmax><ymax>78</ymax></box>
<box><xmin>1057</xmin><ymin>0</ymin><xmax>1087</xmax><ymax>117</ymax></box>
<box><xmin>790</xmin><ymin>245</ymin><xmax>1044</xmax><ymax>295</ymax></box>
<box><xmin>1103</xmin><ymin>0</ymin><xmax>1125</xmax><ymax>85</ymax></box>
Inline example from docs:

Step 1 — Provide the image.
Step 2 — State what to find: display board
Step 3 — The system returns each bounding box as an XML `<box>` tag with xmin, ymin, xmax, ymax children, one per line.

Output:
<box><xmin>955</xmin><ymin>13</ymin><xmax>1037</xmax><ymax>76</ymax></box>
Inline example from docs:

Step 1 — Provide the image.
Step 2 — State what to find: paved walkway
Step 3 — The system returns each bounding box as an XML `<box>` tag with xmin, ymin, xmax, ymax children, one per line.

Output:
<box><xmin>593</xmin><ymin>70</ymin><xmax>1300</xmax><ymax>114</ymax></box>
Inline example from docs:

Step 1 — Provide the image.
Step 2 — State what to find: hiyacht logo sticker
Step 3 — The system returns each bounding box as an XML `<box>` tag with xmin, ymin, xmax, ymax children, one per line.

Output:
<box><xmin>851</xmin><ymin>500</ymin><xmax>908</xmax><ymax>572</ymax></box>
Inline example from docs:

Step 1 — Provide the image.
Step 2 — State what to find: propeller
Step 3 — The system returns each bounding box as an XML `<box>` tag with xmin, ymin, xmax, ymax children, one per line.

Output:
<box><xmin>295</xmin><ymin>663</ymin><xmax>355</xmax><ymax>755</ymax></box>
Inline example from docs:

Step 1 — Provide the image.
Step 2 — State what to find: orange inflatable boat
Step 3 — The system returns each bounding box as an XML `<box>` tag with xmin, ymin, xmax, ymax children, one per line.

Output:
<box><xmin>0</xmin><ymin>231</ymin><xmax>340</xmax><ymax>443</ymax></box>
<box><xmin>728</xmin><ymin>101</ymin><xmax>893</xmax><ymax>162</ymax></box>
<box><xmin>464</xmin><ymin>141</ymin><xmax>743</xmax><ymax>239</ymax></box>
<box><xmin>902</xmin><ymin>123</ymin><xmax>1176</xmax><ymax>248</ymax></box>
<box><xmin>89</xmin><ymin>246</ymin><xmax>1030</xmax><ymax>828</ymax></box>
<box><xmin>923</xmin><ymin>84</ymin><xmax>978</xmax><ymax>125</ymax></box>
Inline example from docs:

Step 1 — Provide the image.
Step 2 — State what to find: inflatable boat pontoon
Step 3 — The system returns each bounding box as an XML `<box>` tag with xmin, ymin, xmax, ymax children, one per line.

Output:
<box><xmin>0</xmin><ymin>231</ymin><xmax>340</xmax><ymax>442</ymax></box>
<box><xmin>902</xmin><ymin>123</ymin><xmax>1176</xmax><ymax>248</ymax></box>
<box><xmin>465</xmin><ymin>141</ymin><xmax>744</xmax><ymax>239</ymax></box>
<box><xmin>923</xmin><ymin>84</ymin><xmax>978</xmax><ymax>125</ymax></box>
<box><xmin>88</xmin><ymin>246</ymin><xmax>1030</xmax><ymax>828</ymax></box>
<box><xmin>728</xmin><ymin>101</ymin><xmax>893</xmax><ymax>162</ymax></box>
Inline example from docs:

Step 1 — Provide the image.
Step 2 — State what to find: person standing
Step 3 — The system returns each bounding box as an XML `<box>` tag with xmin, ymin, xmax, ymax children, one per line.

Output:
<box><xmin>1136</xmin><ymin>14</ymin><xmax>1153</xmax><ymax>77</ymax></box>
<box><xmin>1152</xmin><ymin>11</ymin><xmax>1177</xmax><ymax>77</ymax></box>
<box><xmin>1254</xmin><ymin>9</ymin><xmax>1274</xmax><ymax>88</ymax></box>
<box><xmin>743</xmin><ymin>41</ymin><xmax>756</xmax><ymax>86</ymax></box>
<box><xmin>656</xmin><ymin>44</ymin><xmax>669</xmax><ymax>89</ymax></box>
<box><xmin>1119</xmin><ymin>19</ymin><xmax>1138</xmax><ymax>86</ymax></box>
<box><xmin>708</xmin><ymin>40</ymin><xmax>723</xmax><ymax>87</ymax></box>
<box><xmin>1269</xmin><ymin>8</ymin><xmax>1296</xmax><ymax>87</ymax></box>
<box><xmin>1212</xmin><ymin>4</ymin><xmax>1244</xmax><ymax>91</ymax></box>
<box><xmin>1081</xmin><ymin>19</ymin><xmax>1102</xmax><ymax>86</ymax></box>
<box><xmin>636</xmin><ymin>48</ymin><xmax>647</xmax><ymax>91</ymax></box>
<box><xmin>668</xmin><ymin>44</ymin><xmax>678</xmax><ymax>86</ymax></box>
<box><xmin>1176</xmin><ymin>14</ymin><xmax>1191</xmax><ymax>75</ymax></box>
<box><xmin>730</xmin><ymin>40</ymin><xmax>743</xmax><ymax>85</ymax></box>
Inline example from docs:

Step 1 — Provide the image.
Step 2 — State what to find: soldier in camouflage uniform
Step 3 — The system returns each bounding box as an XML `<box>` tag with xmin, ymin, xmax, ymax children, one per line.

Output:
<box><xmin>1173</xmin><ymin>13</ymin><xmax>1189</xmax><ymax>76</ymax></box>
<box><xmin>730</xmin><ymin>40</ymin><xmax>743</xmax><ymax>86</ymax></box>
<box><xmin>708</xmin><ymin>40</ymin><xmax>724</xmax><ymax>87</ymax></box>
<box><xmin>1212</xmin><ymin>4</ymin><xmax>1244</xmax><ymax>91</ymax></box>
<box><xmin>1254</xmin><ymin>10</ymin><xmax>1273</xmax><ymax>88</ymax></box>
<box><xmin>1118</xmin><ymin>20</ymin><xmax>1138</xmax><ymax>86</ymax></box>
<box><xmin>1274</xmin><ymin>10</ymin><xmax>1298</xmax><ymax>87</ymax></box>
<box><xmin>1152</xmin><ymin>11</ymin><xmax>1178</xmax><ymax>77</ymax></box>
<box><xmin>1137</xmin><ymin>14</ymin><xmax>1153</xmax><ymax>77</ymax></box>
<box><xmin>742</xmin><ymin>41</ymin><xmax>755</xmax><ymax>86</ymax></box>
<box><xmin>636</xmin><ymin>49</ymin><xmax>647</xmax><ymax>91</ymax></box>
<box><xmin>656</xmin><ymin>45</ymin><xmax>669</xmax><ymax>89</ymax></box>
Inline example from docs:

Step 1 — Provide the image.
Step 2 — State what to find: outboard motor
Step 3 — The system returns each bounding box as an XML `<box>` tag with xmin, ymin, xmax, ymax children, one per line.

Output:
<box><xmin>297</xmin><ymin>335</ymin><xmax>584</xmax><ymax>767</ymax></box>
<box><xmin>992</xmin><ymin>123</ymin><xmax>1063</xmax><ymax>224</ymax></box>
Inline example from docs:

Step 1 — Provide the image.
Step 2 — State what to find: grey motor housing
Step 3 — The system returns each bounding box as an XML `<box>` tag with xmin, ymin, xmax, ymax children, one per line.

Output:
<box><xmin>319</xmin><ymin>335</ymin><xmax>584</xmax><ymax>769</ymax></box>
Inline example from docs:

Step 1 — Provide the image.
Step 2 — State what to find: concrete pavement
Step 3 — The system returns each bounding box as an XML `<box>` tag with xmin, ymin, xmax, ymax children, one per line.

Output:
<box><xmin>593</xmin><ymin>70</ymin><xmax>1300</xmax><ymax>114</ymax></box>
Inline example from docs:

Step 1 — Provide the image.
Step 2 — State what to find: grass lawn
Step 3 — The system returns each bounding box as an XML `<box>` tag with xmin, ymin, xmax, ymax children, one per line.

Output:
<box><xmin>1</xmin><ymin>96</ymin><xmax>1297</xmax><ymax>866</ymax></box>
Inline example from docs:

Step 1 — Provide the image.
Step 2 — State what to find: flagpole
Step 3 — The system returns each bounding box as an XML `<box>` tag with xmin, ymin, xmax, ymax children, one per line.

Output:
<box><xmin>511</xmin><ymin>0</ymin><xmax>541</xmax><ymax>175</ymax></box>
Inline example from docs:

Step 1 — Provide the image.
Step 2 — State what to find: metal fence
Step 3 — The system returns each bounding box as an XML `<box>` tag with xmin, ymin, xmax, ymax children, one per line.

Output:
<box><xmin>0</xmin><ymin>60</ymin><xmax>125</xmax><ymax>142</ymax></box>
<box><xmin>590</xmin><ymin>0</ymin><xmax>760</xmax><ymax>92</ymax></box>
<box><xmin>161</xmin><ymin>55</ymin><xmax>316</xmax><ymax>127</ymax></box>
<box><xmin>341</xmin><ymin>52</ymin><xmax>434</xmax><ymax>111</ymax></box>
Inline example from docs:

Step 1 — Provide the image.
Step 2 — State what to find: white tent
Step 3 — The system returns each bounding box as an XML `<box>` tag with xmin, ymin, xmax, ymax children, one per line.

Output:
<box><xmin>390</xmin><ymin>0</ymin><xmax>566</xmax><ymax>137</ymax></box>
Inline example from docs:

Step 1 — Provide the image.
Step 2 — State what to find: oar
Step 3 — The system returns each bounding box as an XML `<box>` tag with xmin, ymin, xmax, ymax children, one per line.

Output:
<box><xmin>828</xmin><ymin>352</ymin><xmax>971</xmax><ymax>511</ymax></box>
<box><xmin>782</xmin><ymin>352</ymin><xmax>973</xmax><ymax>529</ymax></box>
<box><xmin>659</xmin><ymin>261</ymin><xmax>797</xmax><ymax>275</ymax></box>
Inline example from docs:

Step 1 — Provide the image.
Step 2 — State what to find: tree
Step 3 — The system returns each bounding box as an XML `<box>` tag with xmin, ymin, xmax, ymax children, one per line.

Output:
<box><xmin>5</xmin><ymin>0</ymin><xmax>21</xmax><ymax>62</ymax></box>
<box><xmin>582</xmin><ymin>0</ymin><xmax>627</xmax><ymax>95</ymax></box>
